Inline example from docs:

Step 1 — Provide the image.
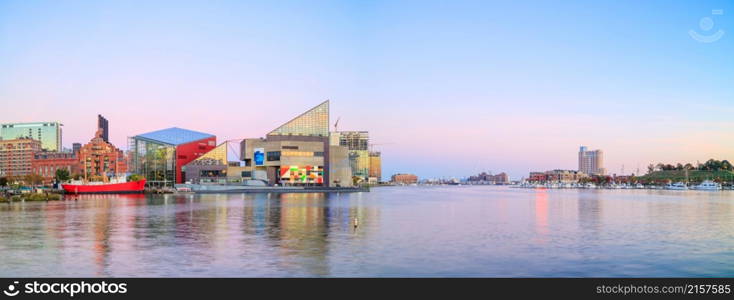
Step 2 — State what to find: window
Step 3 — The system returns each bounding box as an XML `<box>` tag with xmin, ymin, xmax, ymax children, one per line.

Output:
<box><xmin>282</xmin><ymin>145</ymin><xmax>299</xmax><ymax>150</ymax></box>
<box><xmin>241</xmin><ymin>171</ymin><xmax>252</xmax><ymax>178</ymax></box>
<box><xmin>314</xmin><ymin>152</ymin><xmax>324</xmax><ymax>157</ymax></box>
<box><xmin>267</xmin><ymin>151</ymin><xmax>280</xmax><ymax>161</ymax></box>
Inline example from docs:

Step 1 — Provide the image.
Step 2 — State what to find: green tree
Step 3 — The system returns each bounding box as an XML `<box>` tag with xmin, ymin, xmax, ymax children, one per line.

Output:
<box><xmin>55</xmin><ymin>169</ymin><xmax>70</xmax><ymax>182</ymax></box>
<box><xmin>676</xmin><ymin>163</ymin><xmax>683</xmax><ymax>171</ymax></box>
<box><xmin>647</xmin><ymin>164</ymin><xmax>655</xmax><ymax>174</ymax></box>
<box><xmin>127</xmin><ymin>174</ymin><xmax>144</xmax><ymax>182</ymax></box>
<box><xmin>0</xmin><ymin>177</ymin><xmax>7</xmax><ymax>187</ymax></box>
<box><xmin>721</xmin><ymin>160</ymin><xmax>733</xmax><ymax>171</ymax></box>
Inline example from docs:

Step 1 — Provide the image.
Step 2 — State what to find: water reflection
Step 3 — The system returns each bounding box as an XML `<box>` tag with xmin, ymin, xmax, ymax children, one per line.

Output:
<box><xmin>533</xmin><ymin>189</ymin><xmax>549</xmax><ymax>242</ymax></box>
<box><xmin>2</xmin><ymin>187</ymin><xmax>734</xmax><ymax>277</ymax></box>
<box><xmin>578</xmin><ymin>190</ymin><xmax>602</xmax><ymax>233</ymax></box>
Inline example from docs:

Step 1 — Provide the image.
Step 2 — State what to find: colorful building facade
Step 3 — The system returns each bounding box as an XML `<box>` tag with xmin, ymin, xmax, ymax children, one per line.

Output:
<box><xmin>240</xmin><ymin>101</ymin><xmax>353</xmax><ymax>187</ymax></box>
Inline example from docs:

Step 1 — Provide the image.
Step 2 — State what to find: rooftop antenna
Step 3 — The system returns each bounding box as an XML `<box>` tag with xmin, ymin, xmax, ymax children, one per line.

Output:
<box><xmin>334</xmin><ymin>117</ymin><xmax>340</xmax><ymax>132</ymax></box>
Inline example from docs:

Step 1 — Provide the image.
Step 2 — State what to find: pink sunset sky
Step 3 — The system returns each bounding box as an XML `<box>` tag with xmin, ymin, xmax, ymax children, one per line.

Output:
<box><xmin>1</xmin><ymin>1</ymin><xmax>732</xmax><ymax>179</ymax></box>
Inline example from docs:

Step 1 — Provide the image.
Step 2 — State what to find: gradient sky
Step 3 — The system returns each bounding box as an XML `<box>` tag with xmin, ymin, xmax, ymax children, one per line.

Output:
<box><xmin>1</xmin><ymin>0</ymin><xmax>732</xmax><ymax>180</ymax></box>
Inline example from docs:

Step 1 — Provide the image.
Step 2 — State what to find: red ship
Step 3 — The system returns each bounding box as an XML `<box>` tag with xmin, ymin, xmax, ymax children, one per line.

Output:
<box><xmin>62</xmin><ymin>179</ymin><xmax>146</xmax><ymax>194</ymax></box>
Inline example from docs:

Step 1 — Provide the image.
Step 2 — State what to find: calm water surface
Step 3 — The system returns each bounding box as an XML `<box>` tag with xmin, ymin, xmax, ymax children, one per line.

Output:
<box><xmin>1</xmin><ymin>186</ymin><xmax>733</xmax><ymax>277</ymax></box>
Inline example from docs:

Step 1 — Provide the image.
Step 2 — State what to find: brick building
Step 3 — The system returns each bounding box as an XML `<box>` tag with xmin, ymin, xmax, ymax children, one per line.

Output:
<box><xmin>31</xmin><ymin>152</ymin><xmax>80</xmax><ymax>184</ymax></box>
<box><xmin>0</xmin><ymin>138</ymin><xmax>42</xmax><ymax>177</ymax></box>
<box><xmin>391</xmin><ymin>173</ymin><xmax>418</xmax><ymax>184</ymax></box>
<box><xmin>78</xmin><ymin>129</ymin><xmax>127</xmax><ymax>179</ymax></box>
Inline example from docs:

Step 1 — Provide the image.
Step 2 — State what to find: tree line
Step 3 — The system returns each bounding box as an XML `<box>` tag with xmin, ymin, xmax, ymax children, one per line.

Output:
<box><xmin>647</xmin><ymin>159</ymin><xmax>733</xmax><ymax>174</ymax></box>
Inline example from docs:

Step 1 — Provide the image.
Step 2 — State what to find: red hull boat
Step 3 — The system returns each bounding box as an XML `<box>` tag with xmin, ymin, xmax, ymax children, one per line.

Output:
<box><xmin>62</xmin><ymin>179</ymin><xmax>146</xmax><ymax>194</ymax></box>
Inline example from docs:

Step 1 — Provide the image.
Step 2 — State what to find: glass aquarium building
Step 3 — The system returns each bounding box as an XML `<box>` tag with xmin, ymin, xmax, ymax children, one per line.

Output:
<box><xmin>128</xmin><ymin>127</ymin><xmax>216</xmax><ymax>187</ymax></box>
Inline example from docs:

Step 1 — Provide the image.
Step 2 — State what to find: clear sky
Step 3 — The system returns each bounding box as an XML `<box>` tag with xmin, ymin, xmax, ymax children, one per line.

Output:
<box><xmin>1</xmin><ymin>0</ymin><xmax>732</xmax><ymax>180</ymax></box>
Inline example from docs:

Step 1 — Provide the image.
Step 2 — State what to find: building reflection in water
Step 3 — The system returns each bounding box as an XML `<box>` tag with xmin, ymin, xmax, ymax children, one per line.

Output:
<box><xmin>26</xmin><ymin>192</ymin><xmax>380</xmax><ymax>276</ymax></box>
<box><xmin>577</xmin><ymin>190</ymin><xmax>602</xmax><ymax>233</ymax></box>
<box><xmin>533</xmin><ymin>189</ymin><xmax>549</xmax><ymax>243</ymax></box>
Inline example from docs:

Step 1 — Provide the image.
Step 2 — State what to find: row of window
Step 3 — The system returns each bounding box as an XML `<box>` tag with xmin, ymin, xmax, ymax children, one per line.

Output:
<box><xmin>266</xmin><ymin>151</ymin><xmax>324</xmax><ymax>161</ymax></box>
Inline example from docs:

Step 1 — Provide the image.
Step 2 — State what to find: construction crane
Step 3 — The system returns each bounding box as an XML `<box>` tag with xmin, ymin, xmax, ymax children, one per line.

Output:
<box><xmin>334</xmin><ymin>117</ymin><xmax>340</xmax><ymax>132</ymax></box>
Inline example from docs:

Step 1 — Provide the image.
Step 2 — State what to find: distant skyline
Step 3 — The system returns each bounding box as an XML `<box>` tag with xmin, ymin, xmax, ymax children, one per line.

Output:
<box><xmin>1</xmin><ymin>0</ymin><xmax>732</xmax><ymax>180</ymax></box>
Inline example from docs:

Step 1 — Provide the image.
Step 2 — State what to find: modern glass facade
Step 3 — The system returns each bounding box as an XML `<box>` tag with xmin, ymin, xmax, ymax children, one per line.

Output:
<box><xmin>128</xmin><ymin>138</ymin><xmax>176</xmax><ymax>187</ymax></box>
<box><xmin>0</xmin><ymin>122</ymin><xmax>62</xmax><ymax>151</ymax></box>
<box><xmin>128</xmin><ymin>127</ymin><xmax>217</xmax><ymax>187</ymax></box>
<box><xmin>268</xmin><ymin>101</ymin><xmax>329</xmax><ymax>137</ymax></box>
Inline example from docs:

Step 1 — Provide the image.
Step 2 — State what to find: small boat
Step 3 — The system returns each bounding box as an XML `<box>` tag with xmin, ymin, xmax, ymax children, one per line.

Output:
<box><xmin>62</xmin><ymin>179</ymin><xmax>146</xmax><ymax>194</ymax></box>
<box><xmin>693</xmin><ymin>180</ymin><xmax>722</xmax><ymax>191</ymax></box>
<box><xmin>664</xmin><ymin>182</ymin><xmax>688</xmax><ymax>190</ymax></box>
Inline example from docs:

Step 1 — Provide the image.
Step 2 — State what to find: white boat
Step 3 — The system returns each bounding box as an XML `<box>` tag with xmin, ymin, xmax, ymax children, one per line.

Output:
<box><xmin>635</xmin><ymin>183</ymin><xmax>644</xmax><ymax>189</ymax></box>
<box><xmin>693</xmin><ymin>180</ymin><xmax>722</xmax><ymax>191</ymax></box>
<box><xmin>665</xmin><ymin>182</ymin><xmax>688</xmax><ymax>190</ymax></box>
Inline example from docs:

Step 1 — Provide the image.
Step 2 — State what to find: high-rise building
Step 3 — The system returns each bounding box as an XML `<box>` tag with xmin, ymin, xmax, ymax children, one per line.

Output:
<box><xmin>0</xmin><ymin>138</ymin><xmax>42</xmax><ymax>177</ymax></box>
<box><xmin>369</xmin><ymin>151</ymin><xmax>381</xmax><ymax>182</ymax></box>
<box><xmin>72</xmin><ymin>143</ymin><xmax>82</xmax><ymax>154</ymax></box>
<box><xmin>98</xmin><ymin>115</ymin><xmax>109</xmax><ymax>143</ymax></box>
<box><xmin>0</xmin><ymin>122</ymin><xmax>62</xmax><ymax>151</ymax></box>
<box><xmin>578</xmin><ymin>146</ymin><xmax>605</xmax><ymax>175</ymax></box>
<box><xmin>331</xmin><ymin>131</ymin><xmax>370</xmax><ymax>180</ymax></box>
<box><xmin>129</xmin><ymin>127</ymin><xmax>216</xmax><ymax>187</ymax></box>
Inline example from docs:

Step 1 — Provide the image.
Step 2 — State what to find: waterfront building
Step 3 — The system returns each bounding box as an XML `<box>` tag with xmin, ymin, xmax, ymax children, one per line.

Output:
<box><xmin>391</xmin><ymin>173</ymin><xmax>418</xmax><ymax>184</ymax></box>
<box><xmin>545</xmin><ymin>169</ymin><xmax>588</xmax><ymax>183</ymax></box>
<box><xmin>330</xmin><ymin>131</ymin><xmax>373</xmax><ymax>180</ymax></box>
<box><xmin>0</xmin><ymin>122</ymin><xmax>62</xmax><ymax>151</ymax></box>
<box><xmin>240</xmin><ymin>101</ymin><xmax>353</xmax><ymax>187</ymax></box>
<box><xmin>579</xmin><ymin>146</ymin><xmax>605</xmax><ymax>175</ymax></box>
<box><xmin>182</xmin><ymin>142</ymin><xmax>248</xmax><ymax>184</ymax></box>
<box><xmin>31</xmin><ymin>152</ymin><xmax>79</xmax><ymax>184</ymax></box>
<box><xmin>128</xmin><ymin>127</ymin><xmax>216</xmax><ymax>187</ymax></box>
<box><xmin>527</xmin><ymin>170</ymin><xmax>588</xmax><ymax>183</ymax></box>
<box><xmin>98</xmin><ymin>115</ymin><xmax>109</xmax><ymax>143</ymax></box>
<box><xmin>78</xmin><ymin>129</ymin><xmax>127</xmax><ymax>180</ymax></box>
<box><xmin>0</xmin><ymin>138</ymin><xmax>42</xmax><ymax>177</ymax></box>
<box><xmin>468</xmin><ymin>172</ymin><xmax>509</xmax><ymax>184</ymax></box>
<box><xmin>369</xmin><ymin>151</ymin><xmax>382</xmax><ymax>182</ymax></box>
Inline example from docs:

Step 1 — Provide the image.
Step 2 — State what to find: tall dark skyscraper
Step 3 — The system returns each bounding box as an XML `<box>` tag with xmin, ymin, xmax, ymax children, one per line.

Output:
<box><xmin>72</xmin><ymin>143</ymin><xmax>81</xmax><ymax>154</ymax></box>
<box><xmin>97</xmin><ymin>114</ymin><xmax>109</xmax><ymax>143</ymax></box>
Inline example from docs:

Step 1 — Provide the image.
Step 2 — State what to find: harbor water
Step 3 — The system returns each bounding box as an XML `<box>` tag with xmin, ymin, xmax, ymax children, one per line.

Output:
<box><xmin>0</xmin><ymin>186</ymin><xmax>732</xmax><ymax>277</ymax></box>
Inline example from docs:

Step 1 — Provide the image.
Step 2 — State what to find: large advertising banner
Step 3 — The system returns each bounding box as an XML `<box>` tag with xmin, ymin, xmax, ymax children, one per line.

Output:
<box><xmin>254</xmin><ymin>148</ymin><xmax>265</xmax><ymax>166</ymax></box>
<box><xmin>280</xmin><ymin>165</ymin><xmax>323</xmax><ymax>184</ymax></box>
